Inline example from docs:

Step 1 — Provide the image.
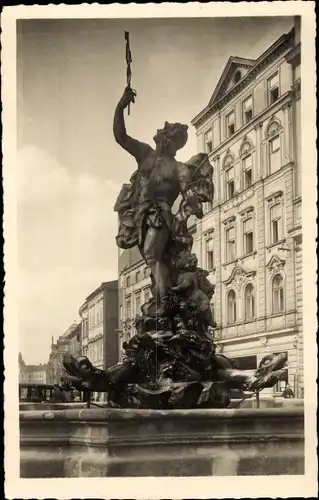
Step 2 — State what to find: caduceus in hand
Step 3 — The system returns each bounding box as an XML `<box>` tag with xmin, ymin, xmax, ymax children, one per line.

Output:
<box><xmin>124</xmin><ymin>31</ymin><xmax>136</xmax><ymax>116</ymax></box>
<box><xmin>113</xmin><ymin>31</ymin><xmax>214</xmax><ymax>317</ymax></box>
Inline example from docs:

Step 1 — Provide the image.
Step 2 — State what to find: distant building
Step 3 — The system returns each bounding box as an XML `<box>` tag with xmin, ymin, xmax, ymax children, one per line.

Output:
<box><xmin>191</xmin><ymin>21</ymin><xmax>302</xmax><ymax>396</ymax></box>
<box><xmin>118</xmin><ymin>247</ymin><xmax>151</xmax><ymax>359</ymax></box>
<box><xmin>19</xmin><ymin>352</ymin><xmax>47</xmax><ymax>384</ymax></box>
<box><xmin>79</xmin><ymin>280</ymin><xmax>119</xmax><ymax>371</ymax></box>
<box><xmin>46</xmin><ymin>322</ymin><xmax>79</xmax><ymax>384</ymax></box>
<box><xmin>65</xmin><ymin>322</ymin><xmax>81</xmax><ymax>358</ymax></box>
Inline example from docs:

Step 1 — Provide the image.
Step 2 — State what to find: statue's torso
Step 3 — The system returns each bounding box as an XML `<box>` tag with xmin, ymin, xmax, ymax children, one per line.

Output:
<box><xmin>139</xmin><ymin>152</ymin><xmax>181</xmax><ymax>204</ymax></box>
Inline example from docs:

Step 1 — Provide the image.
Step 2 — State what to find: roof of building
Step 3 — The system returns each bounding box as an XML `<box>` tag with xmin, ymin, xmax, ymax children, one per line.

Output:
<box><xmin>85</xmin><ymin>280</ymin><xmax>118</xmax><ymax>303</ymax></box>
<box><xmin>21</xmin><ymin>363</ymin><xmax>47</xmax><ymax>372</ymax></box>
<box><xmin>208</xmin><ymin>56</ymin><xmax>256</xmax><ymax>108</ymax></box>
<box><xmin>191</xmin><ymin>27</ymin><xmax>295</xmax><ymax>128</ymax></box>
<box><xmin>62</xmin><ymin>322</ymin><xmax>79</xmax><ymax>338</ymax></box>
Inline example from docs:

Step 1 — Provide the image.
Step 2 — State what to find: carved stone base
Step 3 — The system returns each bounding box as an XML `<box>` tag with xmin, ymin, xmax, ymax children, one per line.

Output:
<box><xmin>20</xmin><ymin>407</ymin><xmax>305</xmax><ymax>478</ymax></box>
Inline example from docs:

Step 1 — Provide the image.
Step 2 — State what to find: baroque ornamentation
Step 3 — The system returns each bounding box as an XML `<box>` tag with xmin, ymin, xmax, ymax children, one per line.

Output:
<box><xmin>59</xmin><ymin>87</ymin><xmax>288</xmax><ymax>409</ymax></box>
<box><xmin>239</xmin><ymin>139</ymin><xmax>253</xmax><ymax>157</ymax></box>
<box><xmin>223</xmin><ymin>265</ymin><xmax>256</xmax><ymax>291</ymax></box>
<box><xmin>267</xmin><ymin>255</ymin><xmax>286</xmax><ymax>275</ymax></box>
<box><xmin>223</xmin><ymin>154</ymin><xmax>235</xmax><ymax>169</ymax></box>
<box><xmin>265</xmin><ymin>119</ymin><xmax>282</xmax><ymax>139</ymax></box>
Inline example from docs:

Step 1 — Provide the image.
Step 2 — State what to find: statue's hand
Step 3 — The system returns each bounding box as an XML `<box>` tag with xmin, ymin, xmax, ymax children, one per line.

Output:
<box><xmin>118</xmin><ymin>87</ymin><xmax>136</xmax><ymax>109</ymax></box>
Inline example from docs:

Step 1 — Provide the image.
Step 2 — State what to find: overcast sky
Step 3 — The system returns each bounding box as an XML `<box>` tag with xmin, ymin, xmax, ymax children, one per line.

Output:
<box><xmin>17</xmin><ymin>16</ymin><xmax>294</xmax><ymax>364</ymax></box>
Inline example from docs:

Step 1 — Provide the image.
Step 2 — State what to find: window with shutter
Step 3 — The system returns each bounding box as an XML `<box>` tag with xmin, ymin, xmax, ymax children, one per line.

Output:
<box><xmin>245</xmin><ymin>283</ymin><xmax>255</xmax><ymax>320</ymax></box>
<box><xmin>226</xmin><ymin>167</ymin><xmax>235</xmax><ymax>200</ymax></box>
<box><xmin>243</xmin><ymin>217</ymin><xmax>254</xmax><ymax>254</ymax></box>
<box><xmin>135</xmin><ymin>292</ymin><xmax>141</xmax><ymax>314</ymax></box>
<box><xmin>204</xmin><ymin>129</ymin><xmax>213</xmax><ymax>153</ymax></box>
<box><xmin>270</xmin><ymin>203</ymin><xmax>282</xmax><ymax>243</ymax></box>
<box><xmin>227</xmin><ymin>289</ymin><xmax>237</xmax><ymax>324</ymax></box>
<box><xmin>269</xmin><ymin>135</ymin><xmax>281</xmax><ymax>173</ymax></box>
<box><xmin>226</xmin><ymin>110</ymin><xmax>235</xmax><ymax>137</ymax></box>
<box><xmin>272</xmin><ymin>274</ymin><xmax>284</xmax><ymax>314</ymax></box>
<box><xmin>226</xmin><ymin>226</ymin><xmax>236</xmax><ymax>262</ymax></box>
<box><xmin>242</xmin><ymin>95</ymin><xmax>253</xmax><ymax>124</ymax></box>
<box><xmin>268</xmin><ymin>73</ymin><xmax>280</xmax><ymax>105</ymax></box>
<box><xmin>242</xmin><ymin>154</ymin><xmax>253</xmax><ymax>189</ymax></box>
<box><xmin>206</xmin><ymin>238</ymin><xmax>214</xmax><ymax>270</ymax></box>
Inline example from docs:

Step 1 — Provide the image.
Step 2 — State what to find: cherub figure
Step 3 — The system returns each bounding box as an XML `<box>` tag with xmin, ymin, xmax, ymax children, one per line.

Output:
<box><xmin>172</xmin><ymin>252</ymin><xmax>214</xmax><ymax>335</ymax></box>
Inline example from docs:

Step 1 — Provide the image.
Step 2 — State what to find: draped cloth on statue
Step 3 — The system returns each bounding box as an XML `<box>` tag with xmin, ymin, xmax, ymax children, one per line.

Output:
<box><xmin>114</xmin><ymin>176</ymin><xmax>172</xmax><ymax>249</ymax></box>
<box><xmin>184</xmin><ymin>153</ymin><xmax>214</xmax><ymax>203</ymax></box>
<box><xmin>114</xmin><ymin>153</ymin><xmax>214</xmax><ymax>250</ymax></box>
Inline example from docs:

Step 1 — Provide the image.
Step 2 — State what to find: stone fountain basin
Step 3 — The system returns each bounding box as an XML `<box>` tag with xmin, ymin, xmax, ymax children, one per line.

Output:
<box><xmin>20</xmin><ymin>407</ymin><xmax>304</xmax><ymax>477</ymax></box>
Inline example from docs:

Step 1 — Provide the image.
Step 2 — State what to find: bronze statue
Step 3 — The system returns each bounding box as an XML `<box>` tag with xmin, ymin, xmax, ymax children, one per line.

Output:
<box><xmin>60</xmin><ymin>85</ymin><xmax>287</xmax><ymax>409</ymax></box>
<box><xmin>113</xmin><ymin>87</ymin><xmax>213</xmax><ymax>316</ymax></box>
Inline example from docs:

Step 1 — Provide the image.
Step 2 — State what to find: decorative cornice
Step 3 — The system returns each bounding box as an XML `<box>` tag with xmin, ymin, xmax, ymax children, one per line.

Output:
<box><xmin>222</xmin><ymin>215</ymin><xmax>236</xmax><ymax>226</ymax></box>
<box><xmin>239</xmin><ymin>206</ymin><xmax>254</xmax><ymax>217</ymax></box>
<box><xmin>285</xmin><ymin>43</ymin><xmax>301</xmax><ymax>67</ymax></box>
<box><xmin>203</xmin><ymin>228</ymin><xmax>214</xmax><ymax>237</ymax></box>
<box><xmin>266</xmin><ymin>190</ymin><xmax>283</xmax><ymax>202</ymax></box>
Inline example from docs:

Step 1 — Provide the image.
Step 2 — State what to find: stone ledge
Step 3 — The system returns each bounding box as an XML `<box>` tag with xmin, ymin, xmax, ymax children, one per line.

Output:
<box><xmin>20</xmin><ymin>407</ymin><xmax>304</xmax><ymax>477</ymax></box>
<box><xmin>20</xmin><ymin>406</ymin><xmax>304</xmax><ymax>421</ymax></box>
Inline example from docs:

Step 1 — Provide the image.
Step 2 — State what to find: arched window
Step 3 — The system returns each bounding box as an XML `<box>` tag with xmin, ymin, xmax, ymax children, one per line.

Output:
<box><xmin>240</xmin><ymin>140</ymin><xmax>254</xmax><ymax>189</ymax></box>
<box><xmin>245</xmin><ymin>283</ymin><xmax>255</xmax><ymax>320</ymax></box>
<box><xmin>272</xmin><ymin>274</ymin><xmax>284</xmax><ymax>314</ymax></box>
<box><xmin>266</xmin><ymin>120</ymin><xmax>282</xmax><ymax>174</ymax></box>
<box><xmin>227</xmin><ymin>289</ymin><xmax>237</xmax><ymax>324</ymax></box>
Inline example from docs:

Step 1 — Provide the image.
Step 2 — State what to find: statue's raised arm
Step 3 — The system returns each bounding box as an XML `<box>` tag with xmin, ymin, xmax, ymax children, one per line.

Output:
<box><xmin>113</xmin><ymin>88</ymin><xmax>153</xmax><ymax>164</ymax></box>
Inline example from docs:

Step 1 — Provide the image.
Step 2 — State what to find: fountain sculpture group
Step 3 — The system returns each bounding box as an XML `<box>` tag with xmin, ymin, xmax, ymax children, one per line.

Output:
<box><xmin>61</xmin><ymin>87</ymin><xmax>287</xmax><ymax>409</ymax></box>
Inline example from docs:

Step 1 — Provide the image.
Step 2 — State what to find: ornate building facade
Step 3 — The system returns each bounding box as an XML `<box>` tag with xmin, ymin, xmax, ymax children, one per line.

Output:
<box><xmin>191</xmin><ymin>20</ymin><xmax>302</xmax><ymax>396</ymax></box>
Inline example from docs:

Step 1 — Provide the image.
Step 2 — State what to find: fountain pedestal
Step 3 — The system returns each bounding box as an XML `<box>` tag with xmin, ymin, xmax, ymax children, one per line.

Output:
<box><xmin>20</xmin><ymin>407</ymin><xmax>304</xmax><ymax>477</ymax></box>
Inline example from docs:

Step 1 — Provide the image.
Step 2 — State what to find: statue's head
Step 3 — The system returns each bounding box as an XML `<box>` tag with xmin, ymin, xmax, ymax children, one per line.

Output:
<box><xmin>154</xmin><ymin>121</ymin><xmax>188</xmax><ymax>155</ymax></box>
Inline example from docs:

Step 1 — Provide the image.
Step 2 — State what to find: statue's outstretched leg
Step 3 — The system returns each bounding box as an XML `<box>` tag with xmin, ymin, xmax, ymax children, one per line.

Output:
<box><xmin>143</xmin><ymin>226</ymin><xmax>170</xmax><ymax>316</ymax></box>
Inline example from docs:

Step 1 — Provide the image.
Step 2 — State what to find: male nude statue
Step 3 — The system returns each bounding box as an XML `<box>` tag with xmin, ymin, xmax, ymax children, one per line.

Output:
<box><xmin>113</xmin><ymin>87</ymin><xmax>209</xmax><ymax>316</ymax></box>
